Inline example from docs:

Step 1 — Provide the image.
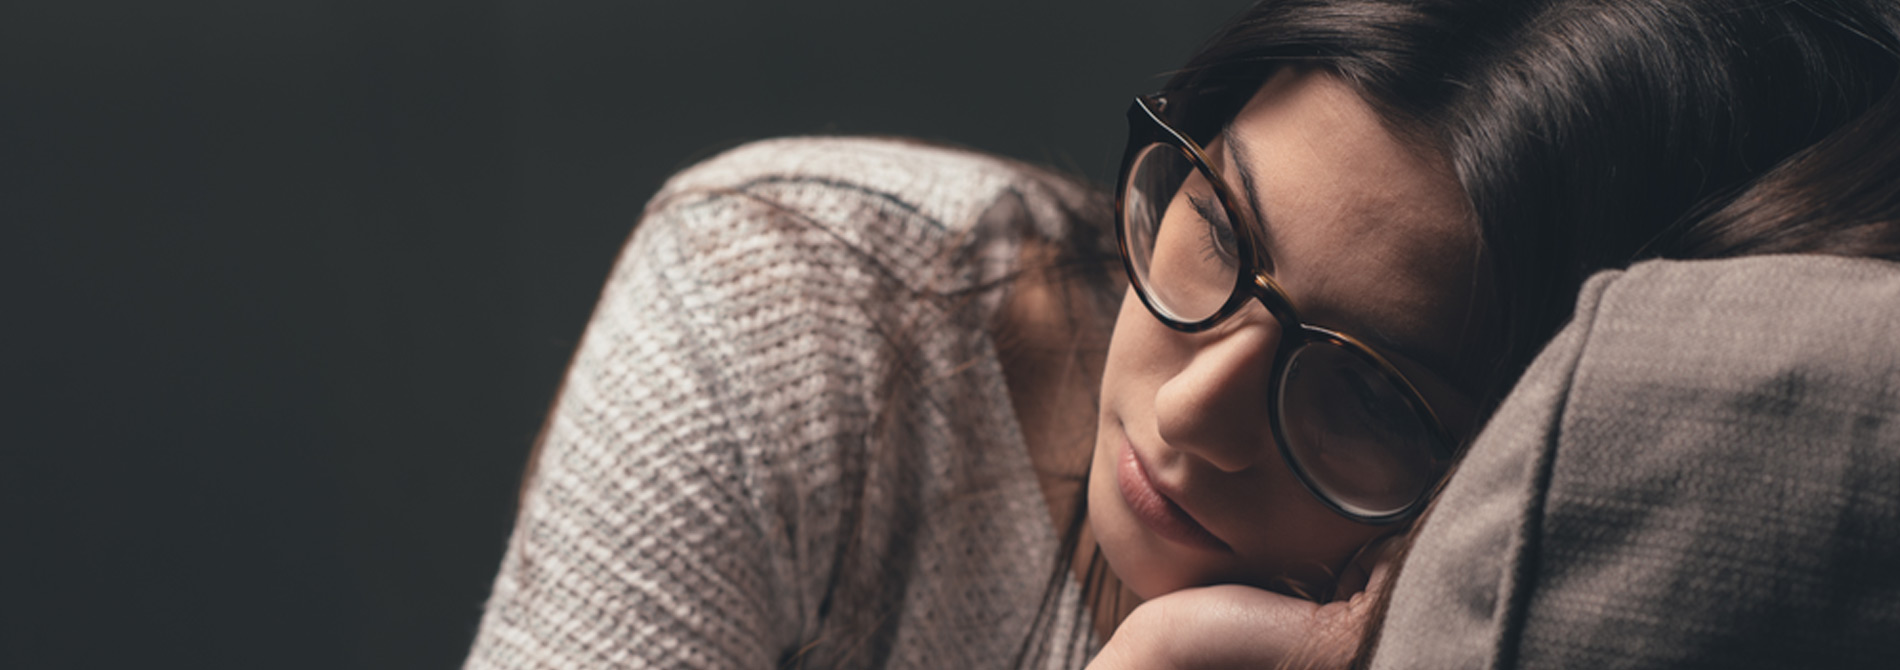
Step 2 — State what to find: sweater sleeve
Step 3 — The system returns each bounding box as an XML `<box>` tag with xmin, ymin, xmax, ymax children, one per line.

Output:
<box><xmin>465</xmin><ymin>185</ymin><xmax>820</xmax><ymax>669</ymax></box>
<box><xmin>465</xmin><ymin>137</ymin><xmax>1110</xmax><ymax>670</ymax></box>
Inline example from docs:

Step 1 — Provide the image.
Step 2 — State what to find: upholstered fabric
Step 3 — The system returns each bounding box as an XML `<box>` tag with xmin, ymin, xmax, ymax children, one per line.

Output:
<box><xmin>1374</xmin><ymin>256</ymin><xmax>1900</xmax><ymax>669</ymax></box>
<box><xmin>464</xmin><ymin>137</ymin><xmax>1108</xmax><ymax>670</ymax></box>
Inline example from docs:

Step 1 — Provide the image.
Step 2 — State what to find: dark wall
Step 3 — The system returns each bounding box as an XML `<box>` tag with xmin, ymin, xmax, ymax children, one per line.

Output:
<box><xmin>4</xmin><ymin>2</ymin><xmax>1250</xmax><ymax>668</ymax></box>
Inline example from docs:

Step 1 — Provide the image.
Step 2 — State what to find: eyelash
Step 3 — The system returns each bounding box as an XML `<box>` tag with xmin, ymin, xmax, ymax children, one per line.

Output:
<box><xmin>1188</xmin><ymin>194</ymin><xmax>1240</xmax><ymax>266</ymax></box>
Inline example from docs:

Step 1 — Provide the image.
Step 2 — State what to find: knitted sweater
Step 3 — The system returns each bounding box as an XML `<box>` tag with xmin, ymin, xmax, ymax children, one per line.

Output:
<box><xmin>465</xmin><ymin>138</ymin><xmax>1109</xmax><ymax>670</ymax></box>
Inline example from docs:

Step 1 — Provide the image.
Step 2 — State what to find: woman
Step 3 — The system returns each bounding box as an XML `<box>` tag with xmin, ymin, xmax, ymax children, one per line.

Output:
<box><xmin>1086</xmin><ymin>1</ymin><xmax>1900</xmax><ymax>668</ymax></box>
<box><xmin>465</xmin><ymin>1</ymin><xmax>1900</xmax><ymax>668</ymax></box>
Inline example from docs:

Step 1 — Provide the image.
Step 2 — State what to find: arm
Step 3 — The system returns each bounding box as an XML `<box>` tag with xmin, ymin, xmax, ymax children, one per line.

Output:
<box><xmin>468</xmin><ymin>136</ymin><xmax>1113</xmax><ymax>669</ymax></box>
<box><xmin>466</xmin><ymin>192</ymin><xmax>813</xmax><ymax>670</ymax></box>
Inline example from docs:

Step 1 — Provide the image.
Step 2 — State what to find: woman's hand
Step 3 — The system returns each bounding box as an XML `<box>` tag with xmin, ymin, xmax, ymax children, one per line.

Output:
<box><xmin>1086</xmin><ymin>539</ymin><xmax>1399</xmax><ymax>670</ymax></box>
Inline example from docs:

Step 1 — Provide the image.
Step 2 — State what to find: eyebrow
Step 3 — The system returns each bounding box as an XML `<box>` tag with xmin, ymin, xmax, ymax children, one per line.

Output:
<box><xmin>1218</xmin><ymin>125</ymin><xmax>1464</xmax><ymax>381</ymax></box>
<box><xmin>1218</xmin><ymin>125</ymin><xmax>1272</xmax><ymax>251</ymax></box>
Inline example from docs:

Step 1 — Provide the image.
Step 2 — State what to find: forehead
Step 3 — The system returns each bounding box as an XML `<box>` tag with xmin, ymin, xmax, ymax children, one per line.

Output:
<box><xmin>1219</xmin><ymin>69</ymin><xmax>1485</xmax><ymax>377</ymax></box>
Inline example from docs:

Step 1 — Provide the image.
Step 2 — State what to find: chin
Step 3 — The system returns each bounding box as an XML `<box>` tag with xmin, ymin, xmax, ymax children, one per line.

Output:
<box><xmin>1089</xmin><ymin>466</ymin><xmax>1352</xmax><ymax>602</ymax></box>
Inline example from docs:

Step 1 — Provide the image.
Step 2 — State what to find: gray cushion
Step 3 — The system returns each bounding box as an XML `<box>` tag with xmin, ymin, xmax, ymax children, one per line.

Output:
<box><xmin>1374</xmin><ymin>256</ymin><xmax>1900</xmax><ymax>669</ymax></box>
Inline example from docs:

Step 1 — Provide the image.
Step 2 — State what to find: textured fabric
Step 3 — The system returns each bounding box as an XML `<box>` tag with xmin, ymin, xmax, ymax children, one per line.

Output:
<box><xmin>1374</xmin><ymin>255</ymin><xmax>1900</xmax><ymax>669</ymax></box>
<box><xmin>465</xmin><ymin>137</ymin><xmax>1108</xmax><ymax>670</ymax></box>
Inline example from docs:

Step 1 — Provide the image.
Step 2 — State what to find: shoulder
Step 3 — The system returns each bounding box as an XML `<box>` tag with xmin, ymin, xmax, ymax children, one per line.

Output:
<box><xmin>592</xmin><ymin>135</ymin><xmax>1107</xmax><ymax>419</ymax></box>
<box><xmin>618</xmin><ymin>136</ymin><xmax>1111</xmax><ymax>352</ymax></box>
<box><xmin>643</xmin><ymin>138</ymin><xmax>1104</xmax><ymax>281</ymax></box>
<box><xmin>652</xmin><ymin>136</ymin><xmax>1102</xmax><ymax>236</ymax></box>
<box><xmin>575</xmin><ymin>137</ymin><xmax>1110</xmax><ymax>510</ymax></box>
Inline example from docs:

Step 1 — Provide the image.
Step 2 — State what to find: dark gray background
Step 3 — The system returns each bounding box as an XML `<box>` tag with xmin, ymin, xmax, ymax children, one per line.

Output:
<box><xmin>4</xmin><ymin>1</ymin><xmax>1250</xmax><ymax>668</ymax></box>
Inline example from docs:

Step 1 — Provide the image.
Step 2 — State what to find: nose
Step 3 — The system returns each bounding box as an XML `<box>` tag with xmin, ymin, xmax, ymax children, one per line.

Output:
<box><xmin>1152</xmin><ymin>309</ymin><xmax>1285</xmax><ymax>473</ymax></box>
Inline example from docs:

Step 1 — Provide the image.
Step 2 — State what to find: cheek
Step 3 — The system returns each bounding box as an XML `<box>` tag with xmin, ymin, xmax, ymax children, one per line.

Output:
<box><xmin>1100</xmin><ymin>288</ymin><xmax>1180</xmax><ymax>392</ymax></box>
<box><xmin>1090</xmin><ymin>290</ymin><xmax>1187</xmax><ymax>597</ymax></box>
<box><xmin>1093</xmin><ymin>289</ymin><xmax>1154</xmax><ymax>529</ymax></box>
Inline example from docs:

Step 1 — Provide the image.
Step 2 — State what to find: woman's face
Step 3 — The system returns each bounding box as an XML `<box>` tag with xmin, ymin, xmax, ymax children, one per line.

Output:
<box><xmin>1090</xmin><ymin>69</ymin><xmax>1488</xmax><ymax>599</ymax></box>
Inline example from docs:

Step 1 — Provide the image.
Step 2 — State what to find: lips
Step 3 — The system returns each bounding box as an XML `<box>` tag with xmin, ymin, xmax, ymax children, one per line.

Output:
<box><xmin>1117</xmin><ymin>439</ymin><xmax>1231</xmax><ymax>553</ymax></box>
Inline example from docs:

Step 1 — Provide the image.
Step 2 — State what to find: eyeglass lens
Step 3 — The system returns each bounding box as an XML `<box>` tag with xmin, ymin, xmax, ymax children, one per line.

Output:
<box><xmin>1120</xmin><ymin>139</ymin><xmax>1435</xmax><ymax>519</ymax></box>
<box><xmin>1278</xmin><ymin>344</ymin><xmax>1436</xmax><ymax>516</ymax></box>
<box><xmin>1123</xmin><ymin>143</ymin><xmax>1241</xmax><ymax>322</ymax></box>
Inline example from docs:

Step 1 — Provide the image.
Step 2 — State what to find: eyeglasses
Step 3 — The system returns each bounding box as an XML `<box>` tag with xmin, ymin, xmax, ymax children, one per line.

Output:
<box><xmin>1113</xmin><ymin>94</ymin><xmax>1454</xmax><ymax>523</ymax></box>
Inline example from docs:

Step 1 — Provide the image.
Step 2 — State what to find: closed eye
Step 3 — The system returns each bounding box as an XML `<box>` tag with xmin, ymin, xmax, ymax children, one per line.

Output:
<box><xmin>1187</xmin><ymin>193</ymin><xmax>1240</xmax><ymax>267</ymax></box>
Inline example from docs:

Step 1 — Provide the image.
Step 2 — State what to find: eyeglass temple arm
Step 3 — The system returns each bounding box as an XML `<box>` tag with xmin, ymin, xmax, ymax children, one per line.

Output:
<box><xmin>1248</xmin><ymin>272</ymin><xmax>1306</xmax><ymax>330</ymax></box>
